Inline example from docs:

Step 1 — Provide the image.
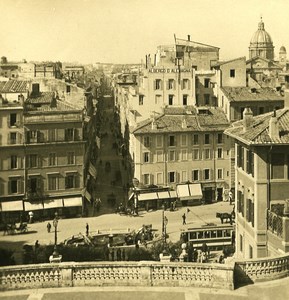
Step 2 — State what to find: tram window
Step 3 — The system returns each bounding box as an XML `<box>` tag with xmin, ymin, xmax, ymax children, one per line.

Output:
<box><xmin>223</xmin><ymin>230</ymin><xmax>231</xmax><ymax>237</ymax></box>
<box><xmin>190</xmin><ymin>232</ymin><xmax>197</xmax><ymax>240</ymax></box>
<box><xmin>211</xmin><ymin>231</ymin><xmax>217</xmax><ymax>238</ymax></box>
<box><xmin>217</xmin><ymin>230</ymin><xmax>223</xmax><ymax>237</ymax></box>
<box><xmin>205</xmin><ymin>231</ymin><xmax>210</xmax><ymax>238</ymax></box>
<box><xmin>198</xmin><ymin>231</ymin><xmax>204</xmax><ymax>239</ymax></box>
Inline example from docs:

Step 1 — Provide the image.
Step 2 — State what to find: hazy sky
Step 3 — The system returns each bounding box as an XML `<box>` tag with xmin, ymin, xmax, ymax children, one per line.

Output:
<box><xmin>1</xmin><ymin>0</ymin><xmax>289</xmax><ymax>64</ymax></box>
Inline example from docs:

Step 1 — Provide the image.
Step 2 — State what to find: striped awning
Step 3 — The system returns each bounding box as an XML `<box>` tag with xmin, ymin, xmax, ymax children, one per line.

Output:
<box><xmin>63</xmin><ymin>197</ymin><xmax>82</xmax><ymax>207</ymax></box>
<box><xmin>43</xmin><ymin>199</ymin><xmax>63</xmax><ymax>209</ymax></box>
<box><xmin>138</xmin><ymin>192</ymin><xmax>158</xmax><ymax>201</ymax></box>
<box><xmin>176</xmin><ymin>184</ymin><xmax>190</xmax><ymax>197</ymax></box>
<box><xmin>188</xmin><ymin>184</ymin><xmax>203</xmax><ymax>199</ymax></box>
<box><xmin>157</xmin><ymin>191</ymin><xmax>171</xmax><ymax>199</ymax></box>
<box><xmin>24</xmin><ymin>201</ymin><xmax>44</xmax><ymax>211</ymax></box>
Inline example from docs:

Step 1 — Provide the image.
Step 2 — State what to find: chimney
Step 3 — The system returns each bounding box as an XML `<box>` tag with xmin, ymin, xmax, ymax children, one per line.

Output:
<box><xmin>242</xmin><ymin>107</ymin><xmax>253</xmax><ymax>132</ymax></box>
<box><xmin>188</xmin><ymin>35</ymin><xmax>190</xmax><ymax>41</ymax></box>
<box><xmin>151</xmin><ymin>117</ymin><xmax>157</xmax><ymax>130</ymax></box>
<box><xmin>19</xmin><ymin>94</ymin><xmax>25</xmax><ymax>106</ymax></box>
<box><xmin>268</xmin><ymin>110</ymin><xmax>279</xmax><ymax>139</ymax></box>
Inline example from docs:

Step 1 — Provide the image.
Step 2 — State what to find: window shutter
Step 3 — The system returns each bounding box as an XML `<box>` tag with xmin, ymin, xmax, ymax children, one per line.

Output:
<box><xmin>154</xmin><ymin>80</ymin><xmax>156</xmax><ymax>90</ymax></box>
<box><xmin>160</xmin><ymin>80</ymin><xmax>163</xmax><ymax>90</ymax></box>
<box><xmin>173</xmin><ymin>80</ymin><xmax>176</xmax><ymax>90</ymax></box>
<box><xmin>0</xmin><ymin>159</ymin><xmax>3</xmax><ymax>170</ymax></box>
<box><xmin>188</xmin><ymin>79</ymin><xmax>191</xmax><ymax>90</ymax></box>
<box><xmin>8</xmin><ymin>180</ymin><xmax>11</xmax><ymax>194</ymax></box>
<box><xmin>7</xmin><ymin>115</ymin><xmax>10</xmax><ymax>127</ymax></box>
<box><xmin>17</xmin><ymin>179</ymin><xmax>21</xmax><ymax>194</ymax></box>
<box><xmin>65</xmin><ymin>176</ymin><xmax>68</xmax><ymax>189</ymax></box>
<box><xmin>38</xmin><ymin>156</ymin><xmax>42</xmax><ymax>167</ymax></box>
<box><xmin>150</xmin><ymin>174</ymin><xmax>154</xmax><ymax>185</ymax></box>
<box><xmin>166</xmin><ymin>81</ymin><xmax>169</xmax><ymax>90</ymax></box>
<box><xmin>0</xmin><ymin>134</ymin><xmax>2</xmax><ymax>145</ymax></box>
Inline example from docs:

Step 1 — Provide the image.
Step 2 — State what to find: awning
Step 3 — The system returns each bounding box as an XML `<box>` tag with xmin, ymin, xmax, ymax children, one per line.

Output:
<box><xmin>176</xmin><ymin>184</ymin><xmax>190</xmax><ymax>197</ymax></box>
<box><xmin>43</xmin><ymin>199</ymin><xmax>63</xmax><ymax>209</ymax></box>
<box><xmin>157</xmin><ymin>191</ymin><xmax>170</xmax><ymax>199</ymax></box>
<box><xmin>169</xmin><ymin>190</ymin><xmax>177</xmax><ymax>198</ymax></box>
<box><xmin>188</xmin><ymin>183</ymin><xmax>203</xmax><ymax>199</ymax></box>
<box><xmin>24</xmin><ymin>201</ymin><xmax>44</xmax><ymax>211</ymax></box>
<box><xmin>138</xmin><ymin>192</ymin><xmax>158</xmax><ymax>201</ymax></box>
<box><xmin>63</xmin><ymin>197</ymin><xmax>82</xmax><ymax>207</ymax></box>
<box><xmin>1</xmin><ymin>201</ymin><xmax>23</xmax><ymax>212</ymax></box>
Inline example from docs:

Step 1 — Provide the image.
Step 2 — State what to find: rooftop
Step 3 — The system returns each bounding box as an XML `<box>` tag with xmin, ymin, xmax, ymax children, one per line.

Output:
<box><xmin>225</xmin><ymin>108</ymin><xmax>289</xmax><ymax>145</ymax></box>
<box><xmin>26</xmin><ymin>92</ymin><xmax>54</xmax><ymax>104</ymax></box>
<box><xmin>0</xmin><ymin>80</ymin><xmax>29</xmax><ymax>93</ymax></box>
<box><xmin>133</xmin><ymin>106</ymin><xmax>229</xmax><ymax>134</ymax></box>
<box><xmin>221</xmin><ymin>87</ymin><xmax>283</xmax><ymax>102</ymax></box>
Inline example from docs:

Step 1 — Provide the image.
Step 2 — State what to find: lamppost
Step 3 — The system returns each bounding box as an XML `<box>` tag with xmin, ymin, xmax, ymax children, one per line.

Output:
<box><xmin>162</xmin><ymin>205</ymin><xmax>168</xmax><ymax>252</ymax></box>
<box><xmin>52</xmin><ymin>216</ymin><xmax>59</xmax><ymax>257</ymax></box>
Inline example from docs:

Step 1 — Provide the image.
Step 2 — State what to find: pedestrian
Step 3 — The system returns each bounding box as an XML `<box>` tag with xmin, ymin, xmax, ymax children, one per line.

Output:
<box><xmin>182</xmin><ymin>213</ymin><xmax>186</xmax><ymax>225</ymax></box>
<box><xmin>229</xmin><ymin>190</ymin><xmax>233</xmax><ymax>205</ymax></box>
<box><xmin>47</xmin><ymin>222</ymin><xmax>52</xmax><ymax>233</ymax></box>
<box><xmin>35</xmin><ymin>240</ymin><xmax>40</xmax><ymax>251</ymax></box>
<box><xmin>116</xmin><ymin>248</ymin><xmax>121</xmax><ymax>261</ymax></box>
<box><xmin>86</xmin><ymin>223</ymin><xmax>89</xmax><ymax>236</ymax></box>
<box><xmin>28</xmin><ymin>211</ymin><xmax>34</xmax><ymax>224</ymax></box>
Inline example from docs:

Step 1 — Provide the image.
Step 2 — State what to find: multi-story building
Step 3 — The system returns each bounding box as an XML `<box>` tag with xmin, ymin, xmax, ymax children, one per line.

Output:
<box><xmin>225</xmin><ymin>91</ymin><xmax>289</xmax><ymax>258</ymax></box>
<box><xmin>0</xmin><ymin>83</ymin><xmax>85</xmax><ymax>223</ymax></box>
<box><xmin>132</xmin><ymin>106</ymin><xmax>231</xmax><ymax>203</ymax></box>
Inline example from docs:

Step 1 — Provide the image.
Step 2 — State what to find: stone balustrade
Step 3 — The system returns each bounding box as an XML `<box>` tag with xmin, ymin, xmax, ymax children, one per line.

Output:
<box><xmin>234</xmin><ymin>253</ymin><xmax>289</xmax><ymax>285</ymax></box>
<box><xmin>0</xmin><ymin>261</ymin><xmax>234</xmax><ymax>291</ymax></box>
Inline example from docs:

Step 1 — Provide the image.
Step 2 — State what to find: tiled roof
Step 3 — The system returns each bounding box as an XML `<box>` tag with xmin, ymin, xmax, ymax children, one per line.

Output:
<box><xmin>26</xmin><ymin>100</ymin><xmax>81</xmax><ymax>112</ymax></box>
<box><xmin>26</xmin><ymin>92</ymin><xmax>54</xmax><ymax>104</ymax></box>
<box><xmin>225</xmin><ymin>108</ymin><xmax>289</xmax><ymax>145</ymax></box>
<box><xmin>0</xmin><ymin>80</ymin><xmax>29</xmax><ymax>93</ymax></box>
<box><xmin>213</xmin><ymin>57</ymin><xmax>246</xmax><ymax>67</ymax></box>
<box><xmin>221</xmin><ymin>87</ymin><xmax>283</xmax><ymax>102</ymax></box>
<box><xmin>133</xmin><ymin>107</ymin><xmax>229</xmax><ymax>134</ymax></box>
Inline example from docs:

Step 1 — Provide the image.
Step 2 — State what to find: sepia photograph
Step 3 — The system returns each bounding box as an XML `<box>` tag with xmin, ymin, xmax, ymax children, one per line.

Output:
<box><xmin>0</xmin><ymin>0</ymin><xmax>289</xmax><ymax>299</ymax></box>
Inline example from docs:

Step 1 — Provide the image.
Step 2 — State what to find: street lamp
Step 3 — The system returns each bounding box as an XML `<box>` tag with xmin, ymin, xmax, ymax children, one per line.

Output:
<box><xmin>162</xmin><ymin>205</ymin><xmax>168</xmax><ymax>251</ymax></box>
<box><xmin>52</xmin><ymin>216</ymin><xmax>59</xmax><ymax>257</ymax></box>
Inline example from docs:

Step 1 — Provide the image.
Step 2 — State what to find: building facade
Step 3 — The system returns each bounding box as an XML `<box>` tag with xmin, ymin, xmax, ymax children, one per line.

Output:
<box><xmin>225</xmin><ymin>94</ymin><xmax>289</xmax><ymax>258</ymax></box>
<box><xmin>132</xmin><ymin>106</ymin><xmax>231</xmax><ymax>203</ymax></box>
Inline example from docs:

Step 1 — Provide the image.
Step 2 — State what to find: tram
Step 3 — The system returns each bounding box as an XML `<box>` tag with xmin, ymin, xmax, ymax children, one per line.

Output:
<box><xmin>180</xmin><ymin>224</ymin><xmax>235</xmax><ymax>250</ymax></box>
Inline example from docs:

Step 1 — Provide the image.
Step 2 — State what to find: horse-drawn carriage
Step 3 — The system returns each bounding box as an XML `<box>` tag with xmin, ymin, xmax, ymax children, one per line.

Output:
<box><xmin>3</xmin><ymin>222</ymin><xmax>28</xmax><ymax>235</ymax></box>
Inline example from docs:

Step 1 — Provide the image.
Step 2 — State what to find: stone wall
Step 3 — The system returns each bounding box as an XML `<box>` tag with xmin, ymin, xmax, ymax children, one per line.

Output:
<box><xmin>0</xmin><ymin>261</ymin><xmax>234</xmax><ymax>291</ymax></box>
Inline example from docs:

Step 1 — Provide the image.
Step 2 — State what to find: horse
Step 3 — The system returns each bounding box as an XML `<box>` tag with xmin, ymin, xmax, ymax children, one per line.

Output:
<box><xmin>216</xmin><ymin>212</ymin><xmax>233</xmax><ymax>225</ymax></box>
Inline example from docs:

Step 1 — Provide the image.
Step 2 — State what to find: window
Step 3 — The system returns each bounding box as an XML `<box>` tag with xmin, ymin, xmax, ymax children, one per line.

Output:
<box><xmin>168</xmin><ymin>79</ymin><xmax>174</xmax><ymax>89</ymax></box>
<box><xmin>240</xmin><ymin>234</ymin><xmax>243</xmax><ymax>252</ymax></box>
<box><xmin>169</xmin><ymin>135</ymin><xmax>176</xmax><ymax>147</ymax></box>
<box><xmin>183</xmin><ymin>95</ymin><xmax>188</xmax><ymax>105</ymax></box>
<box><xmin>193</xmin><ymin>149</ymin><xmax>200</xmax><ymax>160</ymax></box>
<box><xmin>169</xmin><ymin>150</ymin><xmax>175</xmax><ymax>161</ymax></box>
<box><xmin>181</xmin><ymin>134</ymin><xmax>187</xmax><ymax>146</ymax></box>
<box><xmin>182</xmin><ymin>79</ymin><xmax>189</xmax><ymax>89</ymax></box>
<box><xmin>155</xmin><ymin>95</ymin><xmax>162</xmax><ymax>104</ymax></box>
<box><xmin>67</xmin><ymin>152</ymin><xmax>75</xmax><ymax>165</ymax></box>
<box><xmin>29</xmin><ymin>154</ymin><xmax>38</xmax><ymax>168</ymax></box>
<box><xmin>143</xmin><ymin>136</ymin><xmax>151</xmax><ymax>148</ymax></box>
<box><xmin>48</xmin><ymin>176</ymin><xmax>58</xmax><ymax>190</ymax></box>
<box><xmin>204</xmin><ymin>134</ymin><xmax>210</xmax><ymax>144</ymax></box>
<box><xmin>168</xmin><ymin>95</ymin><xmax>174</xmax><ymax>105</ymax></box>
<box><xmin>143</xmin><ymin>174</ymin><xmax>150</xmax><ymax>185</ymax></box>
<box><xmin>204</xmin><ymin>169</ymin><xmax>210</xmax><ymax>180</ymax></box>
<box><xmin>28</xmin><ymin>177</ymin><xmax>38</xmax><ymax>193</ymax></box>
<box><xmin>49</xmin><ymin>153</ymin><xmax>57</xmax><ymax>166</ymax></box>
<box><xmin>204</xmin><ymin>149</ymin><xmax>210</xmax><ymax>159</ymax></box>
<box><xmin>168</xmin><ymin>171</ymin><xmax>176</xmax><ymax>183</ymax></box>
<box><xmin>181</xmin><ymin>171</ymin><xmax>187</xmax><ymax>182</ymax></box>
<box><xmin>66</xmin><ymin>174</ymin><xmax>76</xmax><ymax>189</ymax></box>
<box><xmin>249</xmin><ymin>245</ymin><xmax>253</xmax><ymax>259</ymax></box>
<box><xmin>237</xmin><ymin>144</ymin><xmax>244</xmax><ymax>169</ymax></box>
<box><xmin>143</xmin><ymin>152</ymin><xmax>150</xmax><ymax>163</ymax></box>
<box><xmin>271</xmin><ymin>153</ymin><xmax>284</xmax><ymax>179</ymax></box>
<box><xmin>65</xmin><ymin>128</ymin><xmax>74</xmax><ymax>141</ymax></box>
<box><xmin>10</xmin><ymin>132</ymin><xmax>17</xmax><ymax>144</ymax></box>
<box><xmin>246</xmin><ymin>150</ymin><xmax>254</xmax><ymax>176</ymax></box>
<box><xmin>204</xmin><ymin>78</ymin><xmax>210</xmax><ymax>88</ymax></box>
<box><xmin>230</xmin><ymin>69</ymin><xmax>235</xmax><ymax>78</ymax></box>
<box><xmin>259</xmin><ymin>107</ymin><xmax>264</xmax><ymax>114</ymax></box>
<box><xmin>11</xmin><ymin>155</ymin><xmax>17</xmax><ymax>169</ymax></box>
<box><xmin>9</xmin><ymin>178</ymin><xmax>19</xmax><ymax>194</ymax></box>
<box><xmin>217</xmin><ymin>133</ymin><xmax>223</xmax><ymax>144</ymax></box>
<box><xmin>204</xmin><ymin>94</ymin><xmax>210</xmax><ymax>105</ymax></box>
<box><xmin>10</xmin><ymin>113</ymin><xmax>17</xmax><ymax>127</ymax></box>
<box><xmin>156</xmin><ymin>135</ymin><xmax>163</xmax><ymax>148</ymax></box>
<box><xmin>246</xmin><ymin>198</ymin><xmax>255</xmax><ymax>227</ymax></box>
<box><xmin>139</xmin><ymin>95</ymin><xmax>144</xmax><ymax>105</ymax></box>
<box><xmin>196</xmin><ymin>94</ymin><xmax>199</xmax><ymax>106</ymax></box>
<box><xmin>48</xmin><ymin>129</ymin><xmax>56</xmax><ymax>142</ymax></box>
<box><xmin>217</xmin><ymin>148</ymin><xmax>223</xmax><ymax>159</ymax></box>
<box><xmin>156</xmin><ymin>150</ymin><xmax>163</xmax><ymax>162</ymax></box>
<box><xmin>192</xmin><ymin>170</ymin><xmax>199</xmax><ymax>181</ymax></box>
<box><xmin>155</xmin><ymin>79</ymin><xmax>161</xmax><ymax>90</ymax></box>
<box><xmin>193</xmin><ymin>134</ymin><xmax>199</xmax><ymax>145</ymax></box>
<box><xmin>28</xmin><ymin>130</ymin><xmax>38</xmax><ymax>143</ymax></box>
<box><xmin>217</xmin><ymin>169</ymin><xmax>223</xmax><ymax>179</ymax></box>
<box><xmin>156</xmin><ymin>172</ymin><xmax>163</xmax><ymax>185</ymax></box>
<box><xmin>181</xmin><ymin>149</ymin><xmax>187</xmax><ymax>161</ymax></box>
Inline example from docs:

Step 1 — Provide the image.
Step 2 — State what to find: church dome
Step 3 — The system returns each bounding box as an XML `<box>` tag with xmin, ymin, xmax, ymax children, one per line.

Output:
<box><xmin>279</xmin><ymin>46</ymin><xmax>286</xmax><ymax>54</ymax></box>
<box><xmin>250</xmin><ymin>19</ymin><xmax>273</xmax><ymax>46</ymax></box>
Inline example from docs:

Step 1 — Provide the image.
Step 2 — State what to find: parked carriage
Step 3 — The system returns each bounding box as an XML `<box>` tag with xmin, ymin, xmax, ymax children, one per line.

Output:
<box><xmin>3</xmin><ymin>222</ymin><xmax>28</xmax><ymax>235</ymax></box>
